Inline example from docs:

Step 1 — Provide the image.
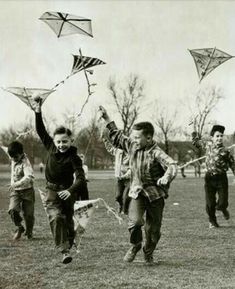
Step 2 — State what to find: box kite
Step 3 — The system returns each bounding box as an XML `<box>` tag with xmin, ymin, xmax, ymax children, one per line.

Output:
<box><xmin>39</xmin><ymin>11</ymin><xmax>93</xmax><ymax>38</ymax></box>
<box><xmin>189</xmin><ymin>47</ymin><xmax>234</xmax><ymax>82</ymax></box>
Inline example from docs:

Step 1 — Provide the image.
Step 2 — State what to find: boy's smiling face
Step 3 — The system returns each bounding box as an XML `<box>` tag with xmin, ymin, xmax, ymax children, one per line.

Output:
<box><xmin>211</xmin><ymin>131</ymin><xmax>224</xmax><ymax>146</ymax></box>
<box><xmin>131</xmin><ymin>129</ymin><xmax>152</xmax><ymax>149</ymax></box>
<box><xmin>53</xmin><ymin>133</ymin><xmax>73</xmax><ymax>153</ymax></box>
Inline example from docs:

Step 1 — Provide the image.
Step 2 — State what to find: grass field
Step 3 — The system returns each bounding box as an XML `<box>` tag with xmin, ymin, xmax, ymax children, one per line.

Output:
<box><xmin>0</xmin><ymin>174</ymin><xmax>235</xmax><ymax>289</ymax></box>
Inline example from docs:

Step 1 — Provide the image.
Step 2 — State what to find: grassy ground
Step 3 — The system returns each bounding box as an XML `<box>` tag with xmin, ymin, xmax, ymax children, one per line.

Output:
<box><xmin>0</xmin><ymin>175</ymin><xmax>235</xmax><ymax>289</ymax></box>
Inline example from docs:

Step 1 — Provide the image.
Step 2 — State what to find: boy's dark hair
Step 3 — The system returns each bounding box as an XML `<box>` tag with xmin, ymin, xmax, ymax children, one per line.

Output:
<box><xmin>7</xmin><ymin>141</ymin><xmax>24</xmax><ymax>157</ymax></box>
<box><xmin>132</xmin><ymin>122</ymin><xmax>154</xmax><ymax>137</ymax></box>
<box><xmin>210</xmin><ymin>125</ymin><xmax>225</xmax><ymax>136</ymax></box>
<box><xmin>53</xmin><ymin>126</ymin><xmax>72</xmax><ymax>137</ymax></box>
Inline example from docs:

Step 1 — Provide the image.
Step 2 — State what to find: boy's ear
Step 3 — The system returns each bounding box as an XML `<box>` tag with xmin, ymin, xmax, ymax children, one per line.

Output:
<box><xmin>147</xmin><ymin>135</ymin><xmax>152</xmax><ymax>141</ymax></box>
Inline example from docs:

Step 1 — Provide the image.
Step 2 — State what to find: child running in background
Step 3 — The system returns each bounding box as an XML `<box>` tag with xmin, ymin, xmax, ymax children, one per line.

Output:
<box><xmin>32</xmin><ymin>100</ymin><xmax>87</xmax><ymax>264</ymax></box>
<box><xmin>101</xmin><ymin>129</ymin><xmax>131</xmax><ymax>214</ymax></box>
<box><xmin>192</xmin><ymin>125</ymin><xmax>235</xmax><ymax>228</ymax></box>
<box><xmin>7</xmin><ymin>141</ymin><xmax>35</xmax><ymax>240</ymax></box>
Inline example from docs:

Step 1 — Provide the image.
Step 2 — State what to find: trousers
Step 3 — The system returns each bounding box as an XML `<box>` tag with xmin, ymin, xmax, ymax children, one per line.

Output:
<box><xmin>8</xmin><ymin>187</ymin><xmax>35</xmax><ymax>234</ymax></box>
<box><xmin>128</xmin><ymin>194</ymin><xmax>165</xmax><ymax>257</ymax></box>
<box><xmin>204</xmin><ymin>172</ymin><xmax>228</xmax><ymax>222</ymax></box>
<box><xmin>40</xmin><ymin>187</ymin><xmax>75</xmax><ymax>253</ymax></box>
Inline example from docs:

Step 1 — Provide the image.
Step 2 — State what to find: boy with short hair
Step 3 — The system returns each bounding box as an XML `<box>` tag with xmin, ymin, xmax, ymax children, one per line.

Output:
<box><xmin>99</xmin><ymin>106</ymin><xmax>177</xmax><ymax>264</ymax></box>
<box><xmin>192</xmin><ymin>125</ymin><xmax>235</xmax><ymax>228</ymax></box>
<box><xmin>32</xmin><ymin>101</ymin><xmax>87</xmax><ymax>264</ymax></box>
<box><xmin>7</xmin><ymin>141</ymin><xmax>35</xmax><ymax>240</ymax></box>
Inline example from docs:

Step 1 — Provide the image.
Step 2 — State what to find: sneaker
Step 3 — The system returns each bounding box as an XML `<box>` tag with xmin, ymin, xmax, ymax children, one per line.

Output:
<box><xmin>123</xmin><ymin>243</ymin><xmax>141</xmax><ymax>263</ymax></box>
<box><xmin>24</xmin><ymin>232</ymin><xmax>33</xmax><ymax>240</ymax></box>
<box><xmin>143</xmin><ymin>247</ymin><xmax>154</xmax><ymax>265</ymax></box>
<box><xmin>62</xmin><ymin>252</ymin><xmax>72</xmax><ymax>264</ymax></box>
<box><xmin>222</xmin><ymin>209</ymin><xmax>230</xmax><ymax>220</ymax></box>
<box><xmin>144</xmin><ymin>255</ymin><xmax>154</xmax><ymax>266</ymax></box>
<box><xmin>13</xmin><ymin>226</ymin><xmax>25</xmax><ymax>240</ymax></box>
<box><xmin>209</xmin><ymin>221</ymin><xmax>219</xmax><ymax>228</ymax></box>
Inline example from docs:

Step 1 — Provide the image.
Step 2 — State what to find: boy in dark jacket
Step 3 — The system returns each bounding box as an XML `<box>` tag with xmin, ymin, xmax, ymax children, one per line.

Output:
<box><xmin>32</xmin><ymin>100</ymin><xmax>87</xmax><ymax>264</ymax></box>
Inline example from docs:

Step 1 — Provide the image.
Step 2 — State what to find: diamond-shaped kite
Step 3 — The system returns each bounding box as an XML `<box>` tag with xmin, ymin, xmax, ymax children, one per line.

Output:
<box><xmin>189</xmin><ymin>47</ymin><xmax>234</xmax><ymax>82</ymax></box>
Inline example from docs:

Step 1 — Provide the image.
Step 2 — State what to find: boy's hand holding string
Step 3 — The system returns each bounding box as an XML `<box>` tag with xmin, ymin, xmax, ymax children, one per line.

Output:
<box><xmin>57</xmin><ymin>190</ymin><xmax>71</xmax><ymax>200</ymax></box>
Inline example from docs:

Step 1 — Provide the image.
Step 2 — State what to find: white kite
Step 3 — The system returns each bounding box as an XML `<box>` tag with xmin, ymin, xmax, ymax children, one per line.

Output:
<box><xmin>0</xmin><ymin>145</ymin><xmax>10</xmax><ymax>159</ymax></box>
<box><xmin>38</xmin><ymin>189</ymin><xmax>122</xmax><ymax>252</ymax></box>
<box><xmin>189</xmin><ymin>47</ymin><xmax>234</xmax><ymax>82</ymax></box>
<box><xmin>39</xmin><ymin>11</ymin><xmax>93</xmax><ymax>38</ymax></box>
<box><xmin>2</xmin><ymin>87</ymin><xmax>55</xmax><ymax>110</ymax></box>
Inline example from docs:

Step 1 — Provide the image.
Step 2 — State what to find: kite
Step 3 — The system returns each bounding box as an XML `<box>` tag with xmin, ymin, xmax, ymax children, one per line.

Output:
<box><xmin>52</xmin><ymin>52</ymin><xmax>106</xmax><ymax>90</ymax></box>
<box><xmin>39</xmin><ymin>11</ymin><xmax>93</xmax><ymax>38</ymax></box>
<box><xmin>0</xmin><ymin>145</ymin><xmax>10</xmax><ymax>159</ymax></box>
<box><xmin>2</xmin><ymin>87</ymin><xmax>55</xmax><ymax>110</ymax></box>
<box><xmin>73</xmin><ymin>198</ymin><xmax>122</xmax><ymax>251</ymax></box>
<box><xmin>72</xmin><ymin>55</ymin><xmax>106</xmax><ymax>74</ymax></box>
<box><xmin>189</xmin><ymin>47</ymin><xmax>234</xmax><ymax>82</ymax></box>
<box><xmin>38</xmin><ymin>189</ymin><xmax>122</xmax><ymax>252</ymax></box>
<box><xmin>51</xmin><ymin>49</ymin><xmax>106</xmax><ymax>117</ymax></box>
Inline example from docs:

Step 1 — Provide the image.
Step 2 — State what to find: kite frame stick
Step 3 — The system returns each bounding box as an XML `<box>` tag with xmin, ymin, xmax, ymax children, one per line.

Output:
<box><xmin>179</xmin><ymin>144</ymin><xmax>235</xmax><ymax>169</ymax></box>
<box><xmin>23</xmin><ymin>87</ymin><xmax>35</xmax><ymax>111</ymax></box>
<box><xmin>199</xmin><ymin>47</ymin><xmax>216</xmax><ymax>83</ymax></box>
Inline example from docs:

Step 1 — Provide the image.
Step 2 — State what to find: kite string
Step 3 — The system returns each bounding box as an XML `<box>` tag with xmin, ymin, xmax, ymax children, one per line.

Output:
<box><xmin>97</xmin><ymin>198</ymin><xmax>123</xmax><ymax>224</ymax></box>
<box><xmin>76</xmin><ymin>48</ymin><xmax>95</xmax><ymax>118</ymax></box>
<box><xmin>51</xmin><ymin>72</ymin><xmax>76</xmax><ymax>91</ymax></box>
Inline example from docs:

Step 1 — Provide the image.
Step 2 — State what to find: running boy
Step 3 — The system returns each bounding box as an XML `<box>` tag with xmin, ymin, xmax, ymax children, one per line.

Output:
<box><xmin>102</xmin><ymin>129</ymin><xmax>131</xmax><ymax>214</ymax></box>
<box><xmin>7</xmin><ymin>141</ymin><xmax>35</xmax><ymax>240</ymax></box>
<box><xmin>192</xmin><ymin>125</ymin><xmax>235</xmax><ymax>228</ymax></box>
<box><xmin>32</xmin><ymin>100</ymin><xmax>87</xmax><ymax>264</ymax></box>
<box><xmin>98</xmin><ymin>106</ymin><xmax>177</xmax><ymax>264</ymax></box>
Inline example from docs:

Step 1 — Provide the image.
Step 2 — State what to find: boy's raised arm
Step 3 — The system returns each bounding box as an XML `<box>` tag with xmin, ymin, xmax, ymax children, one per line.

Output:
<box><xmin>98</xmin><ymin>106</ymin><xmax>131</xmax><ymax>153</ymax></box>
<box><xmin>32</xmin><ymin>98</ymin><xmax>53</xmax><ymax>150</ymax></box>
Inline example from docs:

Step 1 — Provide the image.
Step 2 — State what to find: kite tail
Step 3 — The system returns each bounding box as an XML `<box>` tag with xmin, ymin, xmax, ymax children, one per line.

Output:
<box><xmin>51</xmin><ymin>73</ymin><xmax>76</xmax><ymax>91</ymax></box>
<box><xmin>73</xmin><ymin>233</ymin><xmax>84</xmax><ymax>254</ymax></box>
<box><xmin>97</xmin><ymin>198</ymin><xmax>123</xmax><ymax>224</ymax></box>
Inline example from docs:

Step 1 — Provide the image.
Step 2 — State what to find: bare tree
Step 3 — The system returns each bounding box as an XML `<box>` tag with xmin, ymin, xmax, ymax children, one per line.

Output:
<box><xmin>0</xmin><ymin>119</ymin><xmax>45</xmax><ymax>166</ymax></box>
<box><xmin>187</xmin><ymin>86</ymin><xmax>224</xmax><ymax>139</ymax></box>
<box><xmin>108</xmin><ymin>74</ymin><xmax>145</xmax><ymax>135</ymax></box>
<box><xmin>183</xmin><ymin>85</ymin><xmax>224</xmax><ymax>169</ymax></box>
<box><xmin>153</xmin><ymin>106</ymin><xmax>179</xmax><ymax>154</ymax></box>
<box><xmin>74</xmin><ymin>116</ymin><xmax>111</xmax><ymax>169</ymax></box>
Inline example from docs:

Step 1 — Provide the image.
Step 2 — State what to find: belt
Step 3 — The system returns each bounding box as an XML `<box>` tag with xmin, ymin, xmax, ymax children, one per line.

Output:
<box><xmin>206</xmin><ymin>171</ymin><xmax>226</xmax><ymax>177</ymax></box>
<box><xmin>46</xmin><ymin>181</ymin><xmax>69</xmax><ymax>191</ymax></box>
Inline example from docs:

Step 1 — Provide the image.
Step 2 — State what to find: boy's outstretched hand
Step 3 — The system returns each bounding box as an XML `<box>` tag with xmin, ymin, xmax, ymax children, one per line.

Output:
<box><xmin>98</xmin><ymin>106</ymin><xmax>110</xmax><ymax>122</ymax></box>
<box><xmin>31</xmin><ymin>97</ymin><xmax>42</xmax><ymax>113</ymax></box>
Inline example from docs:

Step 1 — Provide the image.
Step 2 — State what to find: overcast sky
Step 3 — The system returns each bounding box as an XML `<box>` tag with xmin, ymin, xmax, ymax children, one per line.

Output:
<box><xmin>1</xmin><ymin>0</ymin><xmax>235</xmax><ymax>134</ymax></box>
